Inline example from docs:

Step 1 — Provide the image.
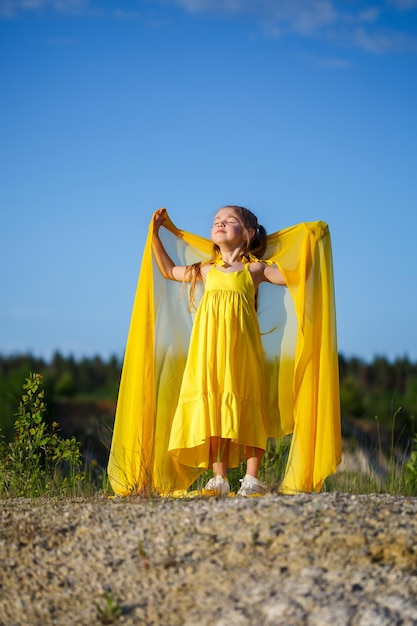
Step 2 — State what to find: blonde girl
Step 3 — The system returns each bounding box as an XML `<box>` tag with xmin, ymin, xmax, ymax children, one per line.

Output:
<box><xmin>152</xmin><ymin>205</ymin><xmax>286</xmax><ymax>496</ymax></box>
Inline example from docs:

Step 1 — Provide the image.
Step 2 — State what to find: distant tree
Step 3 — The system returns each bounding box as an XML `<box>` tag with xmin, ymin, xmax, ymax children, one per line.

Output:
<box><xmin>340</xmin><ymin>376</ymin><xmax>365</xmax><ymax>417</ymax></box>
<box><xmin>55</xmin><ymin>370</ymin><xmax>76</xmax><ymax>397</ymax></box>
<box><xmin>405</xmin><ymin>377</ymin><xmax>417</xmax><ymax>422</ymax></box>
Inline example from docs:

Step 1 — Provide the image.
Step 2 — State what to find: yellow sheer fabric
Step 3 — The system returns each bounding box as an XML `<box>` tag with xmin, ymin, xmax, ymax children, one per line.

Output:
<box><xmin>107</xmin><ymin>212</ymin><xmax>341</xmax><ymax>495</ymax></box>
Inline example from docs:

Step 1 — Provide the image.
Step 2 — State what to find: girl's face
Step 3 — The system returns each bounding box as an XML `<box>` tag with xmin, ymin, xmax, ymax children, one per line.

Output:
<box><xmin>211</xmin><ymin>207</ymin><xmax>246</xmax><ymax>246</ymax></box>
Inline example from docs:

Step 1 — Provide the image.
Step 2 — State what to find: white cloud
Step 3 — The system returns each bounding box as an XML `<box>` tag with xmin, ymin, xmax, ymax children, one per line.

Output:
<box><xmin>352</xmin><ymin>25</ymin><xmax>417</xmax><ymax>53</ymax></box>
<box><xmin>2</xmin><ymin>0</ymin><xmax>417</xmax><ymax>56</ymax></box>
<box><xmin>389</xmin><ymin>0</ymin><xmax>417</xmax><ymax>9</ymax></box>
<box><xmin>358</xmin><ymin>8</ymin><xmax>380</xmax><ymax>22</ymax></box>
<box><xmin>175</xmin><ymin>0</ymin><xmax>251</xmax><ymax>11</ymax></box>
<box><xmin>318</xmin><ymin>56</ymin><xmax>352</xmax><ymax>69</ymax></box>
<box><xmin>293</xmin><ymin>2</ymin><xmax>337</xmax><ymax>35</ymax></box>
<box><xmin>300</xmin><ymin>51</ymin><xmax>352</xmax><ymax>68</ymax></box>
<box><xmin>113</xmin><ymin>9</ymin><xmax>141</xmax><ymax>19</ymax></box>
<box><xmin>176</xmin><ymin>0</ymin><xmax>339</xmax><ymax>34</ymax></box>
<box><xmin>173</xmin><ymin>0</ymin><xmax>417</xmax><ymax>54</ymax></box>
<box><xmin>0</xmin><ymin>0</ymin><xmax>89</xmax><ymax>18</ymax></box>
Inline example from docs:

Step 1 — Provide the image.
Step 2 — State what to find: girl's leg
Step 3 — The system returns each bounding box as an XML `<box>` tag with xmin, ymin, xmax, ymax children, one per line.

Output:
<box><xmin>237</xmin><ymin>447</ymin><xmax>266</xmax><ymax>497</ymax></box>
<box><xmin>246</xmin><ymin>447</ymin><xmax>264</xmax><ymax>477</ymax></box>
<box><xmin>210</xmin><ymin>437</ymin><xmax>230</xmax><ymax>477</ymax></box>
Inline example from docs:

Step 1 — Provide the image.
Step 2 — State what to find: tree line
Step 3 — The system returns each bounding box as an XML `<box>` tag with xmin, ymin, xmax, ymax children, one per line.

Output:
<box><xmin>339</xmin><ymin>354</ymin><xmax>417</xmax><ymax>427</ymax></box>
<box><xmin>0</xmin><ymin>353</ymin><xmax>121</xmax><ymax>439</ymax></box>
<box><xmin>1</xmin><ymin>351</ymin><xmax>416</xmax><ymax>447</ymax></box>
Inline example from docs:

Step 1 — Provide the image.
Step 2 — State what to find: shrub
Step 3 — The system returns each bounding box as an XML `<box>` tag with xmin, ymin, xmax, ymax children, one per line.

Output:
<box><xmin>0</xmin><ymin>373</ymin><xmax>85</xmax><ymax>497</ymax></box>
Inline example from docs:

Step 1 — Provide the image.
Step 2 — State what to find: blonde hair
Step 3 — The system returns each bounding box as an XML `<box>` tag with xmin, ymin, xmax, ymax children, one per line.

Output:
<box><xmin>186</xmin><ymin>205</ymin><xmax>267</xmax><ymax>309</ymax></box>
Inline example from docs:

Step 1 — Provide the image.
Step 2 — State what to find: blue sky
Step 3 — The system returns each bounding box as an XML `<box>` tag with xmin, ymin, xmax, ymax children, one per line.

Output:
<box><xmin>1</xmin><ymin>0</ymin><xmax>417</xmax><ymax>363</ymax></box>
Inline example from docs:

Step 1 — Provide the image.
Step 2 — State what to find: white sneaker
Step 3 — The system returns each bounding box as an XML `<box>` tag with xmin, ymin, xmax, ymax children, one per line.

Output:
<box><xmin>237</xmin><ymin>474</ymin><xmax>267</xmax><ymax>497</ymax></box>
<box><xmin>204</xmin><ymin>475</ymin><xmax>230</xmax><ymax>496</ymax></box>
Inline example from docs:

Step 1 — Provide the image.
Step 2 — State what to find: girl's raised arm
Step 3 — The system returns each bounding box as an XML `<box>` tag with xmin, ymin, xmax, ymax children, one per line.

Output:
<box><xmin>250</xmin><ymin>261</ymin><xmax>286</xmax><ymax>287</ymax></box>
<box><xmin>263</xmin><ymin>263</ymin><xmax>286</xmax><ymax>286</ymax></box>
<box><xmin>152</xmin><ymin>208</ymin><xmax>189</xmax><ymax>282</ymax></box>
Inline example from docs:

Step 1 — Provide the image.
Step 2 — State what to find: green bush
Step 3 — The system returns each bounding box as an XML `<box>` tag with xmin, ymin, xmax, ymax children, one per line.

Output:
<box><xmin>0</xmin><ymin>373</ymin><xmax>85</xmax><ymax>497</ymax></box>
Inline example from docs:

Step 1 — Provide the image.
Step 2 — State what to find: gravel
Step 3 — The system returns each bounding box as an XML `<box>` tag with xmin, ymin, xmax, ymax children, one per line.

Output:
<box><xmin>1</xmin><ymin>493</ymin><xmax>417</xmax><ymax>625</ymax></box>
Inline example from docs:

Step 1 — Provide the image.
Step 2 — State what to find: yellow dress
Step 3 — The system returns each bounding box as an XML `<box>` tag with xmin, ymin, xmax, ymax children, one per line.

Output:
<box><xmin>168</xmin><ymin>263</ymin><xmax>269</xmax><ymax>470</ymax></box>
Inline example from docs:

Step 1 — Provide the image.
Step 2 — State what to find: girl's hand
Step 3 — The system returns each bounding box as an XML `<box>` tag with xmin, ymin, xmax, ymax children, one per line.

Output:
<box><xmin>153</xmin><ymin>208</ymin><xmax>168</xmax><ymax>234</ymax></box>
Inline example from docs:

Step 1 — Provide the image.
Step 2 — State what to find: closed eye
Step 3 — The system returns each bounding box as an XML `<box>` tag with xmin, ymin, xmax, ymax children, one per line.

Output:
<box><xmin>213</xmin><ymin>218</ymin><xmax>238</xmax><ymax>226</ymax></box>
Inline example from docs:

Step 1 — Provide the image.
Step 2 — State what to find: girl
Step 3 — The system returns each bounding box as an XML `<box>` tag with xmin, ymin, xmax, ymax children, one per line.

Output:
<box><xmin>107</xmin><ymin>208</ymin><xmax>341</xmax><ymax>497</ymax></box>
<box><xmin>152</xmin><ymin>205</ymin><xmax>286</xmax><ymax>496</ymax></box>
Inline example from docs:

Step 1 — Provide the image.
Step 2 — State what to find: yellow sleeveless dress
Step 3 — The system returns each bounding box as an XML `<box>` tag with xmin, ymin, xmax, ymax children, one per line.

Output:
<box><xmin>168</xmin><ymin>263</ymin><xmax>269</xmax><ymax>470</ymax></box>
